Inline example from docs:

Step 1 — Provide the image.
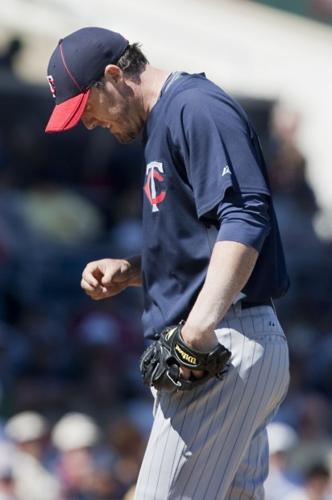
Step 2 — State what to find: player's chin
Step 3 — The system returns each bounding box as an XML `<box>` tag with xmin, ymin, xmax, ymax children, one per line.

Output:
<box><xmin>112</xmin><ymin>129</ymin><xmax>137</xmax><ymax>144</ymax></box>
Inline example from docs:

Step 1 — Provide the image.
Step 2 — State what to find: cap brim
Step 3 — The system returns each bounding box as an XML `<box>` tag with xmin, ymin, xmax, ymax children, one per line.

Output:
<box><xmin>45</xmin><ymin>90</ymin><xmax>91</xmax><ymax>133</ymax></box>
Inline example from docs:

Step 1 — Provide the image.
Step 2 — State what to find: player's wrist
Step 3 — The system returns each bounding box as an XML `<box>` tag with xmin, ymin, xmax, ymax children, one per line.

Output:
<box><xmin>124</xmin><ymin>255</ymin><xmax>142</xmax><ymax>286</ymax></box>
<box><xmin>181</xmin><ymin>322</ymin><xmax>218</xmax><ymax>351</ymax></box>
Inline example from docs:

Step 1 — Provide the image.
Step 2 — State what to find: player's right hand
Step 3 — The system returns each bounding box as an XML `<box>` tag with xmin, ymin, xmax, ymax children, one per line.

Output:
<box><xmin>81</xmin><ymin>258</ymin><xmax>136</xmax><ymax>300</ymax></box>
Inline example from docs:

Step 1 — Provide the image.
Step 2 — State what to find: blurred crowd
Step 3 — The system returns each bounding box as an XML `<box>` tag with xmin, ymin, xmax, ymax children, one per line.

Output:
<box><xmin>0</xmin><ymin>410</ymin><xmax>145</xmax><ymax>499</ymax></box>
<box><xmin>1</xmin><ymin>37</ymin><xmax>332</xmax><ymax>499</ymax></box>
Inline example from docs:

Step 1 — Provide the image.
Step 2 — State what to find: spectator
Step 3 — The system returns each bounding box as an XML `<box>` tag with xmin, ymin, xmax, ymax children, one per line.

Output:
<box><xmin>265</xmin><ymin>421</ymin><xmax>299</xmax><ymax>500</ymax></box>
<box><xmin>107</xmin><ymin>417</ymin><xmax>146</xmax><ymax>495</ymax></box>
<box><xmin>4</xmin><ymin>411</ymin><xmax>61</xmax><ymax>500</ymax></box>
<box><xmin>52</xmin><ymin>412</ymin><xmax>119</xmax><ymax>499</ymax></box>
<box><xmin>284</xmin><ymin>463</ymin><xmax>331</xmax><ymax>500</ymax></box>
<box><xmin>0</xmin><ymin>38</ymin><xmax>22</xmax><ymax>74</ymax></box>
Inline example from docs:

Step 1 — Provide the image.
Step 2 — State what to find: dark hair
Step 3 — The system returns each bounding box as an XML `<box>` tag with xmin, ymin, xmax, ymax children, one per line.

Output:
<box><xmin>116</xmin><ymin>43</ymin><xmax>148</xmax><ymax>80</ymax></box>
<box><xmin>305</xmin><ymin>463</ymin><xmax>330</xmax><ymax>481</ymax></box>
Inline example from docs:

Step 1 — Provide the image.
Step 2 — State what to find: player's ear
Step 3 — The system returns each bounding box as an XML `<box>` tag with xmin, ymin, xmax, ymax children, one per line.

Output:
<box><xmin>104</xmin><ymin>64</ymin><xmax>123</xmax><ymax>83</ymax></box>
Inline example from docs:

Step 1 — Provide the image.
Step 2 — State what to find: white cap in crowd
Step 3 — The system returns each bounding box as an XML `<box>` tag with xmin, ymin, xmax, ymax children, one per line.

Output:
<box><xmin>267</xmin><ymin>421</ymin><xmax>298</xmax><ymax>455</ymax></box>
<box><xmin>51</xmin><ymin>412</ymin><xmax>99</xmax><ymax>452</ymax></box>
<box><xmin>4</xmin><ymin>411</ymin><xmax>48</xmax><ymax>443</ymax></box>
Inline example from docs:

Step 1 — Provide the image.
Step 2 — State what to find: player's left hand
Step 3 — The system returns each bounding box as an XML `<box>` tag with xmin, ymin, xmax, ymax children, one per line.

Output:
<box><xmin>179</xmin><ymin>326</ymin><xmax>219</xmax><ymax>380</ymax></box>
<box><xmin>139</xmin><ymin>322</ymin><xmax>231</xmax><ymax>392</ymax></box>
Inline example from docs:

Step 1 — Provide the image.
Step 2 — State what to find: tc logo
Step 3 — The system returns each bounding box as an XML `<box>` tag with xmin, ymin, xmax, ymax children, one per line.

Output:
<box><xmin>47</xmin><ymin>75</ymin><xmax>56</xmax><ymax>98</ymax></box>
<box><xmin>144</xmin><ymin>161</ymin><xmax>166</xmax><ymax>212</ymax></box>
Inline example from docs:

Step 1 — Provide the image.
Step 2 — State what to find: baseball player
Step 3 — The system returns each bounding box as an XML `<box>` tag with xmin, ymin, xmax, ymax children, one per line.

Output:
<box><xmin>45</xmin><ymin>27</ymin><xmax>290</xmax><ymax>499</ymax></box>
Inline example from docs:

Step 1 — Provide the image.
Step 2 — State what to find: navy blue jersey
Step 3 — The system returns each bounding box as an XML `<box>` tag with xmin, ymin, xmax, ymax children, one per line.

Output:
<box><xmin>141</xmin><ymin>73</ymin><xmax>289</xmax><ymax>339</ymax></box>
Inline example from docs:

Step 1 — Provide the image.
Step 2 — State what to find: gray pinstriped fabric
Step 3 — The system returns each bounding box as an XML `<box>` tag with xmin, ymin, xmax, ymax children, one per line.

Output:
<box><xmin>134</xmin><ymin>304</ymin><xmax>290</xmax><ymax>500</ymax></box>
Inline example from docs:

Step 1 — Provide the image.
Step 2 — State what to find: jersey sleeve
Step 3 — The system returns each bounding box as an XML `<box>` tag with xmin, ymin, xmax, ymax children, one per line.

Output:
<box><xmin>216</xmin><ymin>192</ymin><xmax>271</xmax><ymax>252</ymax></box>
<box><xmin>174</xmin><ymin>92</ymin><xmax>271</xmax><ymax>218</ymax></box>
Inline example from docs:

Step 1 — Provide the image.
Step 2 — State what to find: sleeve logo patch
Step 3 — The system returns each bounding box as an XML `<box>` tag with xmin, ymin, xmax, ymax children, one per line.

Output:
<box><xmin>222</xmin><ymin>165</ymin><xmax>231</xmax><ymax>176</ymax></box>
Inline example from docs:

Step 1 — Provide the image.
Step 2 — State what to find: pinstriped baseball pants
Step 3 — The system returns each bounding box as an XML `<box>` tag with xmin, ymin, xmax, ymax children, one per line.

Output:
<box><xmin>134</xmin><ymin>304</ymin><xmax>290</xmax><ymax>500</ymax></box>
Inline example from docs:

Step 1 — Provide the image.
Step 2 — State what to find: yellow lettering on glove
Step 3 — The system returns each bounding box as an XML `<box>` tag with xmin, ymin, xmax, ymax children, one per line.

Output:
<box><xmin>175</xmin><ymin>344</ymin><xmax>197</xmax><ymax>365</ymax></box>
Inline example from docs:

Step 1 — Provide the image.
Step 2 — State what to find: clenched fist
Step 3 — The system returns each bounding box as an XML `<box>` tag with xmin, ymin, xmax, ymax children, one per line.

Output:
<box><xmin>81</xmin><ymin>256</ymin><xmax>141</xmax><ymax>300</ymax></box>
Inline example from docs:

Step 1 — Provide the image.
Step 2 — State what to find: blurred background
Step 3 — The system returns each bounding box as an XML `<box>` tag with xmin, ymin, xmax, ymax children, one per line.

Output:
<box><xmin>0</xmin><ymin>0</ymin><xmax>331</xmax><ymax>499</ymax></box>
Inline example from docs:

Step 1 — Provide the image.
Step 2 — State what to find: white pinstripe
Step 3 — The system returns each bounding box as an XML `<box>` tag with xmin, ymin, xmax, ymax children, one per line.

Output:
<box><xmin>134</xmin><ymin>305</ymin><xmax>290</xmax><ymax>500</ymax></box>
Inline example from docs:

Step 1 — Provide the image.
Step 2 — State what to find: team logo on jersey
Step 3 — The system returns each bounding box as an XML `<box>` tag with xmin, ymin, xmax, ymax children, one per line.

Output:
<box><xmin>144</xmin><ymin>161</ymin><xmax>167</xmax><ymax>212</ymax></box>
<box><xmin>47</xmin><ymin>75</ymin><xmax>56</xmax><ymax>98</ymax></box>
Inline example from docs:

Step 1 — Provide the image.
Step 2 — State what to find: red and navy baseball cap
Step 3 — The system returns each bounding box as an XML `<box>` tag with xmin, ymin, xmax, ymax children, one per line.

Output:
<box><xmin>45</xmin><ymin>27</ymin><xmax>129</xmax><ymax>133</ymax></box>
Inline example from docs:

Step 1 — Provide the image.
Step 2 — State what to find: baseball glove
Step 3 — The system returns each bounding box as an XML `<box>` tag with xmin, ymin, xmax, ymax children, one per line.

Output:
<box><xmin>139</xmin><ymin>322</ymin><xmax>231</xmax><ymax>391</ymax></box>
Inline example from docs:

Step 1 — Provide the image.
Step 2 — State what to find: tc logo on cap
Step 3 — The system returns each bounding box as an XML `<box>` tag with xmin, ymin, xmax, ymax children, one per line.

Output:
<box><xmin>47</xmin><ymin>75</ymin><xmax>56</xmax><ymax>98</ymax></box>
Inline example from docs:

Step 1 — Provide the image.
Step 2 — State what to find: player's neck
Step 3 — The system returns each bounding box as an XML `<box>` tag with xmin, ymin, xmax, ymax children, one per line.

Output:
<box><xmin>139</xmin><ymin>65</ymin><xmax>171</xmax><ymax>116</ymax></box>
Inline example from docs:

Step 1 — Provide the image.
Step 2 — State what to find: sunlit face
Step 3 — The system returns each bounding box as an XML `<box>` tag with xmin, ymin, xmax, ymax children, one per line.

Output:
<box><xmin>81</xmin><ymin>68</ymin><xmax>144</xmax><ymax>144</ymax></box>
